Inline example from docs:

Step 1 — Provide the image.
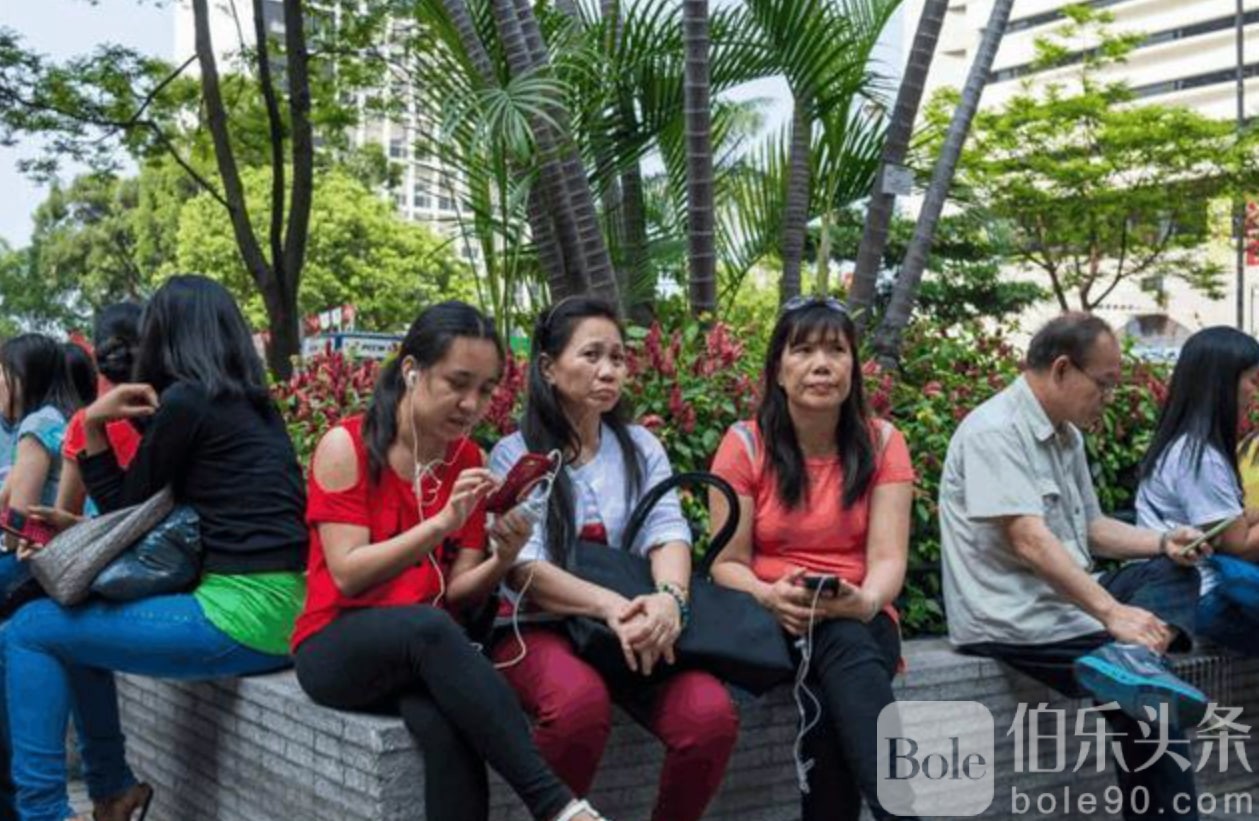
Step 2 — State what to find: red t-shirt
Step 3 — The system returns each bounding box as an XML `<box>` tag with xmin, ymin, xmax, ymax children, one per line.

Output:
<box><xmin>291</xmin><ymin>415</ymin><xmax>487</xmax><ymax>651</ymax></box>
<box><xmin>61</xmin><ymin>409</ymin><xmax>143</xmax><ymax>469</ymax></box>
<box><xmin>710</xmin><ymin>419</ymin><xmax>916</xmax><ymax>620</ymax></box>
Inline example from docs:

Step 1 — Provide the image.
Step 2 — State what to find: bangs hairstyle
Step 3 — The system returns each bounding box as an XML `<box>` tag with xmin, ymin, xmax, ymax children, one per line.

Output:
<box><xmin>1</xmin><ymin>333</ymin><xmax>81</xmax><ymax>421</ymax></box>
<box><xmin>134</xmin><ymin>275</ymin><xmax>268</xmax><ymax>403</ymax></box>
<box><xmin>1143</xmin><ymin>326</ymin><xmax>1259</xmax><ymax>488</ymax></box>
<box><xmin>756</xmin><ymin>302</ymin><xmax>875</xmax><ymax>509</ymax></box>
<box><xmin>363</xmin><ymin>301</ymin><xmax>502</xmax><ymax>484</ymax></box>
<box><xmin>521</xmin><ymin>297</ymin><xmax>641</xmax><ymax>564</ymax></box>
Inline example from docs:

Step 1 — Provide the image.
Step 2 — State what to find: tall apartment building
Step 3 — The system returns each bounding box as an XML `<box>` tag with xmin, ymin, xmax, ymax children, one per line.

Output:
<box><xmin>902</xmin><ymin>0</ymin><xmax>1259</xmax><ymax>345</ymax></box>
<box><xmin>172</xmin><ymin>1</ymin><xmax>466</xmax><ymax>257</ymax></box>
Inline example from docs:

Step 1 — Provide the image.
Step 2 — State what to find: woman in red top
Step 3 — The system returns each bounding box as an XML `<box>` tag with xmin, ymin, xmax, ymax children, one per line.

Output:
<box><xmin>54</xmin><ymin>302</ymin><xmax>144</xmax><ymax>518</ymax></box>
<box><xmin>709</xmin><ymin>297</ymin><xmax>918</xmax><ymax>821</ymax></box>
<box><xmin>291</xmin><ymin>302</ymin><xmax>604</xmax><ymax>821</ymax></box>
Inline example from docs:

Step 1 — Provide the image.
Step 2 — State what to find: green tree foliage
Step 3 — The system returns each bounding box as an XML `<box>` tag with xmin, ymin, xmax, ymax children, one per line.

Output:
<box><xmin>937</xmin><ymin>4</ymin><xmax>1259</xmax><ymax>312</ymax></box>
<box><xmin>176</xmin><ymin>167</ymin><xmax>474</xmax><ymax>331</ymax></box>
<box><xmin>818</xmin><ymin>208</ymin><xmax>1045</xmax><ymax>326</ymax></box>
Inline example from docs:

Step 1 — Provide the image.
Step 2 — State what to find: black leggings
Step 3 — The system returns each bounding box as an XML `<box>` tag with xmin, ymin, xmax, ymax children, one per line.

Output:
<box><xmin>799</xmin><ymin>613</ymin><xmax>919</xmax><ymax>821</ymax></box>
<box><xmin>294</xmin><ymin>606</ymin><xmax>573</xmax><ymax>821</ymax></box>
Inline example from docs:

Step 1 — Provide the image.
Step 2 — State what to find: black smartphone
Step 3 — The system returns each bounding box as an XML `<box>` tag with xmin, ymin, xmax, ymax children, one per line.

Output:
<box><xmin>801</xmin><ymin>574</ymin><xmax>840</xmax><ymax>595</ymax></box>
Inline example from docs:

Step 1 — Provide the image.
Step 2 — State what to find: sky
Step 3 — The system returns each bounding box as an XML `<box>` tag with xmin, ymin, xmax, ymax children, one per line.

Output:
<box><xmin>0</xmin><ymin>1</ymin><xmax>172</xmax><ymax>248</ymax></box>
<box><xmin>0</xmin><ymin>0</ymin><xmax>904</xmax><ymax>250</ymax></box>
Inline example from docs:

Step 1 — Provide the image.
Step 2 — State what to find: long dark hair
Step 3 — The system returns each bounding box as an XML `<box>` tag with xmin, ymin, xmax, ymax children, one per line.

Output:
<box><xmin>1</xmin><ymin>333</ymin><xmax>81</xmax><ymax>422</ymax></box>
<box><xmin>363</xmin><ymin>301</ymin><xmax>501</xmax><ymax>484</ymax></box>
<box><xmin>757</xmin><ymin>302</ymin><xmax>875</xmax><ymax>509</ymax></box>
<box><xmin>1142</xmin><ymin>326</ymin><xmax>1259</xmax><ymax>488</ymax></box>
<box><xmin>93</xmin><ymin>301</ymin><xmax>143</xmax><ymax>385</ymax></box>
<box><xmin>64</xmin><ymin>342</ymin><xmax>98</xmax><ymax>405</ymax></box>
<box><xmin>521</xmin><ymin>297</ymin><xmax>641</xmax><ymax>563</ymax></box>
<box><xmin>133</xmin><ymin>275</ymin><xmax>268</xmax><ymax>402</ymax></box>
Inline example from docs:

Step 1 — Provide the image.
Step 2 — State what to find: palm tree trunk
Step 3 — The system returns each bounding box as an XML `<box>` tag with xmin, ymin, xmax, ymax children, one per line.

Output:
<box><xmin>440</xmin><ymin>0</ymin><xmax>496</xmax><ymax>82</ymax></box>
<box><xmin>527</xmin><ymin>188</ymin><xmax>570</xmax><ymax>296</ymax></box>
<box><xmin>816</xmin><ymin>208</ymin><xmax>833</xmax><ymax>293</ymax></box>
<box><xmin>848</xmin><ymin>0</ymin><xmax>949</xmax><ymax>334</ymax></box>
<box><xmin>490</xmin><ymin>0</ymin><xmax>591</xmax><ymax>298</ymax></box>
<box><xmin>872</xmin><ymin>0</ymin><xmax>1014</xmax><ymax>367</ymax></box>
<box><xmin>779</xmin><ymin>98</ymin><xmax>812</xmax><ymax>304</ymax></box>
<box><xmin>512</xmin><ymin>0</ymin><xmax>620</xmax><ymax>307</ymax></box>
<box><xmin>683</xmin><ymin>0</ymin><xmax>716</xmax><ymax>317</ymax></box>
<box><xmin>442</xmin><ymin>0</ymin><xmax>572</xmax><ymax>297</ymax></box>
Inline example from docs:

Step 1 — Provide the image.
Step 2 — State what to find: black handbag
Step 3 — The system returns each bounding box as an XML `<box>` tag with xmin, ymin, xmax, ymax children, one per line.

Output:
<box><xmin>90</xmin><ymin>504</ymin><xmax>203</xmax><ymax>601</ymax></box>
<box><xmin>564</xmin><ymin>472</ymin><xmax>794</xmax><ymax>695</ymax></box>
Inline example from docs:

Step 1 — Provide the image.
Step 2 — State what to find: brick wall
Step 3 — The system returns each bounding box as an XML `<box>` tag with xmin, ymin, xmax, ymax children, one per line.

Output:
<box><xmin>115</xmin><ymin>640</ymin><xmax>1259</xmax><ymax>821</ymax></box>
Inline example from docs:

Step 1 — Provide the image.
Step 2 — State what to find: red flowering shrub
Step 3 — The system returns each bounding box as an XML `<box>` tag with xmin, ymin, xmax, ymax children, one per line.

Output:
<box><xmin>272</xmin><ymin>347</ymin><xmax>377</xmax><ymax>466</ymax></box>
<box><xmin>476</xmin><ymin>354</ymin><xmax>528</xmax><ymax>441</ymax></box>
<box><xmin>625</xmin><ymin>321</ymin><xmax>759</xmax><ymax>474</ymax></box>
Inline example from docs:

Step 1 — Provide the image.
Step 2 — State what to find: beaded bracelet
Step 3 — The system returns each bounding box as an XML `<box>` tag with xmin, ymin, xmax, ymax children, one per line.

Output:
<box><xmin>656</xmin><ymin>582</ymin><xmax>691</xmax><ymax>630</ymax></box>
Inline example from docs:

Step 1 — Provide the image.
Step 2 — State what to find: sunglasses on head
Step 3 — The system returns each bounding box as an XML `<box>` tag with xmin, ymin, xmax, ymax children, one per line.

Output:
<box><xmin>781</xmin><ymin>295</ymin><xmax>848</xmax><ymax>315</ymax></box>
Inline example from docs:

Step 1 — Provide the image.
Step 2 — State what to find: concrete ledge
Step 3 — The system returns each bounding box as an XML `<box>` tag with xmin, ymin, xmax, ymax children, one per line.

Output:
<box><xmin>116</xmin><ymin>639</ymin><xmax>1259</xmax><ymax>820</ymax></box>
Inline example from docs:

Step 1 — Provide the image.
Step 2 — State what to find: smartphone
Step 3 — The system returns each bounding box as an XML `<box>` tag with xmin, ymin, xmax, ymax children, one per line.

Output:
<box><xmin>1179</xmin><ymin>515</ymin><xmax>1242</xmax><ymax>557</ymax></box>
<box><xmin>801</xmin><ymin>574</ymin><xmax>841</xmax><ymax>595</ymax></box>
<box><xmin>0</xmin><ymin>508</ymin><xmax>56</xmax><ymax>547</ymax></box>
<box><xmin>486</xmin><ymin>452</ymin><xmax>560</xmax><ymax>514</ymax></box>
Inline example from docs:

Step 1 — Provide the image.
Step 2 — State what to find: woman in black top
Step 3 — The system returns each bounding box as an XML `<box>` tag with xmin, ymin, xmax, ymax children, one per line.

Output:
<box><xmin>5</xmin><ymin>275</ymin><xmax>308</xmax><ymax>821</ymax></box>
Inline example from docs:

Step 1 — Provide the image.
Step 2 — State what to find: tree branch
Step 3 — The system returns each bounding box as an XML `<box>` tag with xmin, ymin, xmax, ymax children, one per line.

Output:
<box><xmin>191</xmin><ymin>0</ymin><xmax>272</xmax><ymax>292</ymax></box>
<box><xmin>118</xmin><ymin>54</ymin><xmax>198</xmax><ymax>133</ymax></box>
<box><xmin>144</xmin><ymin>122</ymin><xmax>229</xmax><ymax>208</ymax></box>
<box><xmin>281</xmin><ymin>0</ymin><xmax>314</xmax><ymax>305</ymax></box>
<box><xmin>252</xmin><ymin>0</ymin><xmax>286</xmax><ymax>275</ymax></box>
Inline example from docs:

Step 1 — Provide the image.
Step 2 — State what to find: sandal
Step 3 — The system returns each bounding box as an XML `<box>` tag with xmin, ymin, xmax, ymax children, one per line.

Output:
<box><xmin>93</xmin><ymin>783</ymin><xmax>154</xmax><ymax>821</ymax></box>
<box><xmin>553</xmin><ymin>798</ymin><xmax>608</xmax><ymax>821</ymax></box>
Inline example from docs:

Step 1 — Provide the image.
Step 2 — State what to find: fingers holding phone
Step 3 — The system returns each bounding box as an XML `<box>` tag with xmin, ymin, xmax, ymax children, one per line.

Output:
<box><xmin>486</xmin><ymin>452</ymin><xmax>559</xmax><ymax>514</ymax></box>
<box><xmin>434</xmin><ymin>468</ymin><xmax>496</xmax><ymax>534</ymax></box>
<box><xmin>1166</xmin><ymin>518</ymin><xmax>1236</xmax><ymax>566</ymax></box>
<box><xmin>489</xmin><ymin>507</ymin><xmax>534</xmax><ymax>565</ymax></box>
<box><xmin>0</xmin><ymin>508</ymin><xmax>56</xmax><ymax>557</ymax></box>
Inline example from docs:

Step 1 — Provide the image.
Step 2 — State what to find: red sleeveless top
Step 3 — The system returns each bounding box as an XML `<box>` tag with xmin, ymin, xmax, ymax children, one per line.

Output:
<box><xmin>291</xmin><ymin>415</ymin><xmax>487</xmax><ymax>651</ymax></box>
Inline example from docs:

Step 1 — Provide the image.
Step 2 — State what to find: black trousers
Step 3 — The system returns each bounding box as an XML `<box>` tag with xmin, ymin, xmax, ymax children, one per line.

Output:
<box><xmin>799</xmin><ymin>612</ymin><xmax>919</xmax><ymax>821</ymax></box>
<box><xmin>962</xmin><ymin>557</ymin><xmax>1202</xmax><ymax>821</ymax></box>
<box><xmin>294</xmin><ymin>606</ymin><xmax>573</xmax><ymax>821</ymax></box>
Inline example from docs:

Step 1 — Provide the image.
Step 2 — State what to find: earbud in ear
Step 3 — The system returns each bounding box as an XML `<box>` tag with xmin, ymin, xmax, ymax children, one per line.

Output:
<box><xmin>406</xmin><ymin>371</ymin><xmax>418</xmax><ymax>388</ymax></box>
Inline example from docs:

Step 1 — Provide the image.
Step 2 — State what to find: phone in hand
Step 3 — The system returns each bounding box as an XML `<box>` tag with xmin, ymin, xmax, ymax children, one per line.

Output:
<box><xmin>801</xmin><ymin>574</ymin><xmax>841</xmax><ymax>595</ymax></box>
<box><xmin>0</xmin><ymin>508</ymin><xmax>56</xmax><ymax>548</ymax></box>
<box><xmin>1179</xmin><ymin>515</ymin><xmax>1242</xmax><ymax>557</ymax></box>
<box><xmin>486</xmin><ymin>452</ymin><xmax>560</xmax><ymax>514</ymax></box>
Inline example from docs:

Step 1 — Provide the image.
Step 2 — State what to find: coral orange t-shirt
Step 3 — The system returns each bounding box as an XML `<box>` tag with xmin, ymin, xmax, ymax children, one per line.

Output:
<box><xmin>710</xmin><ymin>419</ymin><xmax>916</xmax><ymax>620</ymax></box>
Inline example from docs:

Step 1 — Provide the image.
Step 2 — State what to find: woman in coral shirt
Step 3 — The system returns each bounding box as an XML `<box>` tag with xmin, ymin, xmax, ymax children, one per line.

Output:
<box><xmin>710</xmin><ymin>297</ymin><xmax>918</xmax><ymax>821</ymax></box>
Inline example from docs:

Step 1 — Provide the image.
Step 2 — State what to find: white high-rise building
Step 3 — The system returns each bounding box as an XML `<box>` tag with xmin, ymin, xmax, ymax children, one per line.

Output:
<box><xmin>172</xmin><ymin>1</ymin><xmax>467</xmax><ymax>255</ymax></box>
<box><xmin>909</xmin><ymin>0</ymin><xmax>1259</xmax><ymax>118</ymax></box>
<box><xmin>902</xmin><ymin>0</ymin><xmax>1259</xmax><ymax>343</ymax></box>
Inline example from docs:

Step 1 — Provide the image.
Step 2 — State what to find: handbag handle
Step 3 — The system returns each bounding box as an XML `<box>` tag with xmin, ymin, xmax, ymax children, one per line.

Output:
<box><xmin>619</xmin><ymin>471</ymin><xmax>739</xmax><ymax>578</ymax></box>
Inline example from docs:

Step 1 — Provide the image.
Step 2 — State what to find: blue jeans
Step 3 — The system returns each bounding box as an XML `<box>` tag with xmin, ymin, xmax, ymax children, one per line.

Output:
<box><xmin>1197</xmin><ymin>555</ymin><xmax>1259</xmax><ymax>655</ymax></box>
<box><xmin>3</xmin><ymin>593</ymin><xmax>289</xmax><ymax>821</ymax></box>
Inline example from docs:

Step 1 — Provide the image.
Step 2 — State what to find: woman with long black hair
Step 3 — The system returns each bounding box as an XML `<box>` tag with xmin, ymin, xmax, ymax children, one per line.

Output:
<box><xmin>709</xmin><ymin>297</ymin><xmax>918</xmax><ymax>821</ymax></box>
<box><xmin>292</xmin><ymin>300</ymin><xmax>604</xmax><ymax>821</ymax></box>
<box><xmin>1136</xmin><ymin>326</ymin><xmax>1259</xmax><ymax>655</ymax></box>
<box><xmin>54</xmin><ymin>302</ymin><xmax>145</xmax><ymax>519</ymax></box>
<box><xmin>487</xmin><ymin>297</ymin><xmax>738</xmax><ymax>821</ymax></box>
<box><xmin>0</xmin><ymin>334</ymin><xmax>82</xmax><ymax>597</ymax></box>
<box><xmin>4</xmin><ymin>275</ymin><xmax>309</xmax><ymax>821</ymax></box>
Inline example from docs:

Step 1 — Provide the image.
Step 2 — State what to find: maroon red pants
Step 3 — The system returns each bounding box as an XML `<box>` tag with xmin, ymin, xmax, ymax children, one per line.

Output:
<box><xmin>491</xmin><ymin>627</ymin><xmax>739</xmax><ymax>821</ymax></box>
